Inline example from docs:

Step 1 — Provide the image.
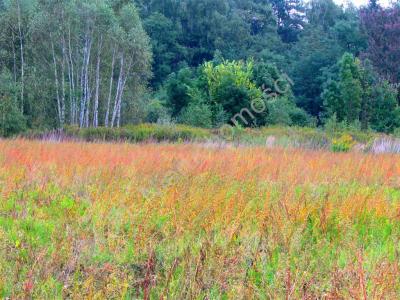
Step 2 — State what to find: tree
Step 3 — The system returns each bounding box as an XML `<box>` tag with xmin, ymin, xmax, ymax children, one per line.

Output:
<box><xmin>369</xmin><ymin>82</ymin><xmax>400</xmax><ymax>133</ymax></box>
<box><xmin>203</xmin><ymin>59</ymin><xmax>263</xmax><ymax>126</ymax></box>
<box><xmin>109</xmin><ymin>3</ymin><xmax>152</xmax><ymax>128</ymax></box>
<box><xmin>320</xmin><ymin>52</ymin><xmax>399</xmax><ymax>133</ymax></box>
<box><xmin>136</xmin><ymin>0</ymin><xmax>283</xmax><ymax>71</ymax></box>
<box><xmin>0</xmin><ymin>0</ymin><xmax>398</xmax><ymax>133</ymax></box>
<box><xmin>164</xmin><ymin>67</ymin><xmax>199</xmax><ymax>117</ymax></box>
<box><xmin>322</xmin><ymin>80</ymin><xmax>344</xmax><ymax>121</ymax></box>
<box><xmin>359</xmin><ymin>59</ymin><xmax>376</xmax><ymax>130</ymax></box>
<box><xmin>322</xmin><ymin>53</ymin><xmax>362</xmax><ymax>124</ymax></box>
<box><xmin>360</xmin><ymin>5</ymin><xmax>400</xmax><ymax>83</ymax></box>
<box><xmin>270</xmin><ymin>0</ymin><xmax>305</xmax><ymax>43</ymax></box>
<box><xmin>0</xmin><ymin>0</ymin><xmax>35</xmax><ymax>115</ymax></box>
<box><xmin>144</xmin><ymin>13</ymin><xmax>186</xmax><ymax>87</ymax></box>
<box><xmin>290</xmin><ymin>26</ymin><xmax>343</xmax><ymax>117</ymax></box>
<box><xmin>368</xmin><ymin>0</ymin><xmax>380</xmax><ymax>11</ymax></box>
<box><xmin>332</xmin><ymin>7</ymin><xmax>367</xmax><ymax>55</ymax></box>
<box><xmin>339</xmin><ymin>53</ymin><xmax>362</xmax><ymax>123</ymax></box>
<box><xmin>0</xmin><ymin>70</ymin><xmax>26</xmax><ymax>136</ymax></box>
<box><xmin>29</xmin><ymin>0</ymin><xmax>151</xmax><ymax>128</ymax></box>
<box><xmin>306</xmin><ymin>0</ymin><xmax>343</xmax><ymax>31</ymax></box>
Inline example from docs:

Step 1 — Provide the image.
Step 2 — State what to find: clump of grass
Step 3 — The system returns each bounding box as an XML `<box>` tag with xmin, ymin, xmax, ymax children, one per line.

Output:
<box><xmin>64</xmin><ymin>123</ymin><xmax>211</xmax><ymax>142</ymax></box>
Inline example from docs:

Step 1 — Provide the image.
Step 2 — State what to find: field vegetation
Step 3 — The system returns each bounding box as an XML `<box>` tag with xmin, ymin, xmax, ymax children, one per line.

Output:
<box><xmin>1</xmin><ymin>139</ymin><xmax>399</xmax><ymax>298</ymax></box>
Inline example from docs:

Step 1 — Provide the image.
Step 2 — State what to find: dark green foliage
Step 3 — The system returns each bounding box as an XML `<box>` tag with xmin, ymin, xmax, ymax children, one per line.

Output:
<box><xmin>0</xmin><ymin>71</ymin><xmax>26</xmax><ymax>137</ymax></box>
<box><xmin>322</xmin><ymin>53</ymin><xmax>400</xmax><ymax>133</ymax></box>
<box><xmin>369</xmin><ymin>82</ymin><xmax>400</xmax><ymax>133</ymax></box>
<box><xmin>143</xmin><ymin>13</ymin><xmax>186</xmax><ymax>87</ymax></box>
<box><xmin>177</xmin><ymin>85</ymin><xmax>213</xmax><ymax>128</ymax></box>
<box><xmin>178</xmin><ymin>101</ymin><xmax>213</xmax><ymax>128</ymax></box>
<box><xmin>339</xmin><ymin>53</ymin><xmax>362</xmax><ymax>123</ymax></box>
<box><xmin>322</xmin><ymin>80</ymin><xmax>343</xmax><ymax>121</ymax></box>
<box><xmin>136</xmin><ymin>0</ymin><xmax>282</xmax><ymax>72</ymax></box>
<box><xmin>0</xmin><ymin>0</ymin><xmax>399</xmax><ymax>134</ymax></box>
<box><xmin>270</xmin><ymin>0</ymin><xmax>305</xmax><ymax>43</ymax></box>
<box><xmin>161</xmin><ymin>57</ymin><xmax>312</xmax><ymax>128</ymax></box>
<box><xmin>359</xmin><ymin>60</ymin><xmax>376</xmax><ymax>130</ymax></box>
<box><xmin>266</xmin><ymin>97</ymin><xmax>313</xmax><ymax>127</ymax></box>
<box><xmin>322</xmin><ymin>53</ymin><xmax>362</xmax><ymax>124</ymax></box>
<box><xmin>290</xmin><ymin>26</ymin><xmax>343</xmax><ymax>117</ymax></box>
<box><xmin>145</xmin><ymin>99</ymin><xmax>170</xmax><ymax>124</ymax></box>
<box><xmin>164</xmin><ymin>68</ymin><xmax>199</xmax><ymax>117</ymax></box>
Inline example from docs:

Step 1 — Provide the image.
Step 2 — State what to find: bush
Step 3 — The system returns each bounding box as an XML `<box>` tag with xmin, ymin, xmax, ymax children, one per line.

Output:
<box><xmin>145</xmin><ymin>99</ymin><xmax>170</xmax><ymax>123</ymax></box>
<box><xmin>331</xmin><ymin>134</ymin><xmax>356</xmax><ymax>152</ymax></box>
<box><xmin>178</xmin><ymin>101</ymin><xmax>213</xmax><ymax>128</ymax></box>
<box><xmin>265</xmin><ymin>97</ymin><xmax>313</xmax><ymax>127</ymax></box>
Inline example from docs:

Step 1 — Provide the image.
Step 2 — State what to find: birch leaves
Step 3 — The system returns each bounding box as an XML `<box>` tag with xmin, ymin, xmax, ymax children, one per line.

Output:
<box><xmin>25</xmin><ymin>0</ymin><xmax>152</xmax><ymax>128</ymax></box>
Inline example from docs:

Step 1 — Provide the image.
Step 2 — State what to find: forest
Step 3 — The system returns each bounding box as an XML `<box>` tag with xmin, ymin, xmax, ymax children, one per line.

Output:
<box><xmin>1</xmin><ymin>0</ymin><xmax>400</xmax><ymax>136</ymax></box>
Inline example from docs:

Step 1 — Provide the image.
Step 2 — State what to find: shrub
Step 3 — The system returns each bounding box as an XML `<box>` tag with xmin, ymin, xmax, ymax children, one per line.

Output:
<box><xmin>331</xmin><ymin>134</ymin><xmax>356</xmax><ymax>152</ymax></box>
<box><xmin>179</xmin><ymin>104</ymin><xmax>213</xmax><ymax>128</ymax></box>
<box><xmin>178</xmin><ymin>95</ymin><xmax>213</xmax><ymax>128</ymax></box>
<box><xmin>265</xmin><ymin>97</ymin><xmax>313</xmax><ymax>127</ymax></box>
<box><xmin>145</xmin><ymin>99</ymin><xmax>170</xmax><ymax>123</ymax></box>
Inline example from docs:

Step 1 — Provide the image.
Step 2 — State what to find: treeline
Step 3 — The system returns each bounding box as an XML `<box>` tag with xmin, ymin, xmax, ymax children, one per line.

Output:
<box><xmin>1</xmin><ymin>0</ymin><xmax>400</xmax><ymax>136</ymax></box>
<box><xmin>0</xmin><ymin>0</ymin><xmax>152</xmax><ymax>135</ymax></box>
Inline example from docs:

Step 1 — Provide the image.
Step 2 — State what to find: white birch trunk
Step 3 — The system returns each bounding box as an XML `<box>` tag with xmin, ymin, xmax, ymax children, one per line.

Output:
<box><xmin>112</xmin><ymin>56</ymin><xmax>132</xmax><ymax>128</ymax></box>
<box><xmin>79</xmin><ymin>37</ymin><xmax>87</xmax><ymax>127</ymax></box>
<box><xmin>93</xmin><ymin>35</ymin><xmax>102</xmax><ymax>127</ymax></box>
<box><xmin>105</xmin><ymin>47</ymin><xmax>116</xmax><ymax>127</ymax></box>
<box><xmin>51</xmin><ymin>40</ymin><xmax>62</xmax><ymax>125</ymax></box>
<box><xmin>84</xmin><ymin>33</ymin><xmax>93</xmax><ymax>127</ymax></box>
<box><xmin>67</xmin><ymin>27</ymin><xmax>76</xmax><ymax>125</ymax></box>
<box><xmin>60</xmin><ymin>37</ymin><xmax>66</xmax><ymax>125</ymax></box>
<box><xmin>111</xmin><ymin>54</ymin><xmax>124</xmax><ymax>128</ymax></box>
<box><xmin>11</xmin><ymin>32</ymin><xmax>17</xmax><ymax>83</ymax></box>
<box><xmin>80</xmin><ymin>32</ymin><xmax>92</xmax><ymax>127</ymax></box>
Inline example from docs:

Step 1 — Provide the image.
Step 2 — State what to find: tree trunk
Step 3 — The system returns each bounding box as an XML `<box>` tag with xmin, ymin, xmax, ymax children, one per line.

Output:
<box><xmin>111</xmin><ymin>54</ymin><xmax>124</xmax><ymax>128</ymax></box>
<box><xmin>17</xmin><ymin>0</ymin><xmax>24</xmax><ymax>114</ymax></box>
<box><xmin>105</xmin><ymin>47</ymin><xmax>116</xmax><ymax>128</ymax></box>
<box><xmin>79</xmin><ymin>38</ymin><xmax>87</xmax><ymax>127</ymax></box>
<box><xmin>11</xmin><ymin>32</ymin><xmax>17</xmax><ymax>83</ymax></box>
<box><xmin>93</xmin><ymin>35</ymin><xmax>102</xmax><ymax>127</ymax></box>
<box><xmin>111</xmin><ymin>55</ymin><xmax>132</xmax><ymax>128</ymax></box>
<box><xmin>80</xmin><ymin>31</ymin><xmax>92</xmax><ymax>128</ymax></box>
<box><xmin>51</xmin><ymin>39</ymin><xmax>62</xmax><ymax>126</ymax></box>
<box><xmin>84</xmin><ymin>33</ymin><xmax>93</xmax><ymax>127</ymax></box>
<box><xmin>75</xmin><ymin>45</ymin><xmax>80</xmax><ymax>125</ymax></box>
<box><xmin>117</xmin><ymin>98</ymin><xmax>121</xmax><ymax>128</ymax></box>
<box><xmin>67</xmin><ymin>27</ymin><xmax>76</xmax><ymax>125</ymax></box>
<box><xmin>60</xmin><ymin>37</ymin><xmax>66</xmax><ymax>125</ymax></box>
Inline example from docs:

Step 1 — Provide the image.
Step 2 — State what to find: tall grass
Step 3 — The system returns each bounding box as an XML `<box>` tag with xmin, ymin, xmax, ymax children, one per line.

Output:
<box><xmin>1</xmin><ymin>140</ymin><xmax>399</xmax><ymax>298</ymax></box>
<box><xmin>64</xmin><ymin>124</ymin><xmax>211</xmax><ymax>143</ymax></box>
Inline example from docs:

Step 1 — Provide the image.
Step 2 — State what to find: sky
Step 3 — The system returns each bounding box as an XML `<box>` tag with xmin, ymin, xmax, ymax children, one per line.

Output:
<box><xmin>334</xmin><ymin>0</ymin><xmax>391</xmax><ymax>6</ymax></box>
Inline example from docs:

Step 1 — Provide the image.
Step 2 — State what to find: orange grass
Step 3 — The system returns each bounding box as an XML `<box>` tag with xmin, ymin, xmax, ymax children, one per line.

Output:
<box><xmin>0</xmin><ymin>139</ymin><xmax>400</xmax><ymax>298</ymax></box>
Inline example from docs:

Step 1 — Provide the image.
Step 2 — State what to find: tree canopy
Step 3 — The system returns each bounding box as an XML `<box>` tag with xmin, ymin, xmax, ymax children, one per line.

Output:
<box><xmin>1</xmin><ymin>0</ymin><xmax>400</xmax><ymax>135</ymax></box>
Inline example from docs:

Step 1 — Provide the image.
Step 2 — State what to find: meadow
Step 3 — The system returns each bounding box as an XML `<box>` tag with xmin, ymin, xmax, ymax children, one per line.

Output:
<box><xmin>1</xmin><ymin>139</ymin><xmax>400</xmax><ymax>299</ymax></box>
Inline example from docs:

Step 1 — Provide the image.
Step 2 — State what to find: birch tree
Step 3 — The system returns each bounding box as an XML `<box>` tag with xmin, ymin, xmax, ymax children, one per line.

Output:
<box><xmin>0</xmin><ymin>0</ymin><xmax>151</xmax><ymax>129</ymax></box>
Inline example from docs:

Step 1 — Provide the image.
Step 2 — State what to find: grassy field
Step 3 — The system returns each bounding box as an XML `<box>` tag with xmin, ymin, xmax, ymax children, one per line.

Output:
<box><xmin>1</xmin><ymin>140</ymin><xmax>400</xmax><ymax>299</ymax></box>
